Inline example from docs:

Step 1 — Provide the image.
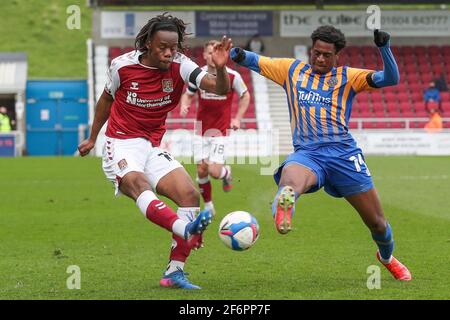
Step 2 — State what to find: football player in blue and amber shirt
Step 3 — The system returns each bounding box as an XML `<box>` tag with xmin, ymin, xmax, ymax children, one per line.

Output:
<box><xmin>231</xmin><ymin>26</ymin><xmax>411</xmax><ymax>281</ymax></box>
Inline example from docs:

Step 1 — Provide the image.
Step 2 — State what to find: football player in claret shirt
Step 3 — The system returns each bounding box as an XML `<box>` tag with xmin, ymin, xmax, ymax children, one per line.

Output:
<box><xmin>231</xmin><ymin>26</ymin><xmax>412</xmax><ymax>281</ymax></box>
<box><xmin>78</xmin><ymin>13</ymin><xmax>233</xmax><ymax>289</ymax></box>
<box><xmin>179</xmin><ymin>40</ymin><xmax>251</xmax><ymax>216</ymax></box>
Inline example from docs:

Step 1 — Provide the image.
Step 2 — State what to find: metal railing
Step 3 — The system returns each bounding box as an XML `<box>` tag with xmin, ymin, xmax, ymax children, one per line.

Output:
<box><xmin>350</xmin><ymin>117</ymin><xmax>450</xmax><ymax>130</ymax></box>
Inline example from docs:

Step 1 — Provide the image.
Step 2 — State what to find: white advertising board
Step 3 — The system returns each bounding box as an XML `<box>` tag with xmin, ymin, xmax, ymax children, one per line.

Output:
<box><xmin>352</xmin><ymin>131</ymin><xmax>450</xmax><ymax>155</ymax></box>
<box><xmin>281</xmin><ymin>10</ymin><xmax>450</xmax><ymax>37</ymax></box>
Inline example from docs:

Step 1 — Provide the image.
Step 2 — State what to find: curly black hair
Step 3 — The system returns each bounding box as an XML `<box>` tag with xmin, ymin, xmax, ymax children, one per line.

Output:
<box><xmin>311</xmin><ymin>25</ymin><xmax>346</xmax><ymax>53</ymax></box>
<box><xmin>135</xmin><ymin>12</ymin><xmax>190</xmax><ymax>53</ymax></box>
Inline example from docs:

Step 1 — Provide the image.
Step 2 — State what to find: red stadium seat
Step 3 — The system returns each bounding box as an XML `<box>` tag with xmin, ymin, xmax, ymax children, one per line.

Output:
<box><xmin>416</xmin><ymin>111</ymin><xmax>429</xmax><ymax>118</ymax></box>
<box><xmin>356</xmin><ymin>92</ymin><xmax>370</xmax><ymax>103</ymax></box>
<box><xmin>399</xmin><ymin>102</ymin><xmax>412</xmax><ymax>112</ymax></box>
<box><xmin>414</xmin><ymin>101</ymin><xmax>427</xmax><ymax>112</ymax></box>
<box><xmin>406</xmin><ymin>74</ymin><xmax>420</xmax><ymax>84</ymax></box>
<box><xmin>403</xmin><ymin>55</ymin><xmax>416</xmax><ymax>65</ymax></box>
<box><xmin>421</xmin><ymin>73</ymin><xmax>434</xmax><ymax>84</ymax></box>
<box><xmin>370</xmin><ymin>91</ymin><xmax>383</xmax><ymax>102</ymax></box>
<box><xmin>431</xmin><ymin>66</ymin><xmax>445</xmax><ymax>77</ymax></box>
<box><xmin>395</xmin><ymin>83</ymin><xmax>408</xmax><ymax>92</ymax></box>
<box><xmin>348</xmin><ymin>122</ymin><xmax>359</xmax><ymax>129</ymax></box>
<box><xmin>441</xmin><ymin>110</ymin><xmax>450</xmax><ymax>117</ymax></box>
<box><xmin>391</xmin><ymin>46</ymin><xmax>401</xmax><ymax>56</ymax></box>
<box><xmin>443</xmin><ymin>121</ymin><xmax>450</xmax><ymax>128</ymax></box>
<box><xmin>410</xmin><ymin>121</ymin><xmax>427</xmax><ymax>129</ymax></box>
<box><xmin>414</xmin><ymin>46</ymin><xmax>427</xmax><ymax>56</ymax></box>
<box><xmin>430</xmin><ymin>56</ymin><xmax>443</xmax><ymax>65</ymax></box>
<box><xmin>397</xmin><ymin>93</ymin><xmax>410</xmax><ymax>103</ymax></box>
<box><xmin>409</xmin><ymin>92</ymin><xmax>422</xmax><ymax>102</ymax></box>
<box><xmin>346</xmin><ymin>46</ymin><xmax>360</xmax><ymax>55</ymax></box>
<box><xmin>444</xmin><ymin>61</ymin><xmax>450</xmax><ymax>70</ymax></box>
<box><xmin>351</xmin><ymin>109</ymin><xmax>360</xmax><ymax>117</ymax></box>
<box><xmin>365</xmin><ymin>64</ymin><xmax>377</xmax><ymax>71</ymax></box>
<box><xmin>389</xmin><ymin>122</ymin><xmax>406</xmax><ymax>129</ymax></box>
<box><xmin>384</xmin><ymin>92</ymin><xmax>398</xmax><ymax>103</ymax></box>
<box><xmin>400</xmin><ymin>46</ymin><xmax>414</xmax><ymax>55</ymax></box>
<box><xmin>428</xmin><ymin>45</ymin><xmax>441</xmax><ymax>55</ymax></box>
<box><xmin>386</xmin><ymin>110</ymin><xmax>403</xmax><ymax>118</ymax></box>
<box><xmin>358</xmin><ymin>103</ymin><xmax>371</xmax><ymax>112</ymax></box>
<box><xmin>409</xmin><ymin>83</ymin><xmax>426</xmax><ymax>93</ymax></box>
<box><xmin>349</xmin><ymin>56</ymin><xmax>362</xmax><ymax>65</ymax></box>
<box><xmin>416</xmin><ymin>55</ymin><xmax>429</xmax><ymax>65</ymax></box>
<box><xmin>359</xmin><ymin>111</ymin><xmax>373</xmax><ymax>118</ymax></box>
<box><xmin>374</xmin><ymin>110</ymin><xmax>386</xmax><ymax>118</ymax></box>
<box><xmin>385</xmin><ymin>101</ymin><xmax>400</xmax><ymax>112</ymax></box>
<box><xmin>418</xmin><ymin>64</ymin><xmax>431</xmax><ymax>74</ymax></box>
<box><xmin>443</xmin><ymin>45</ymin><xmax>450</xmax><ymax>54</ymax></box>
<box><xmin>442</xmin><ymin>101</ymin><xmax>450</xmax><ymax>112</ymax></box>
<box><xmin>402</xmin><ymin>111</ymin><xmax>416</xmax><ymax>118</ymax></box>
<box><xmin>109</xmin><ymin>47</ymin><xmax>123</xmax><ymax>60</ymax></box>
<box><xmin>362</xmin><ymin>122</ymin><xmax>377</xmax><ymax>129</ymax></box>
<box><xmin>376</xmin><ymin>122</ymin><xmax>391</xmax><ymax>129</ymax></box>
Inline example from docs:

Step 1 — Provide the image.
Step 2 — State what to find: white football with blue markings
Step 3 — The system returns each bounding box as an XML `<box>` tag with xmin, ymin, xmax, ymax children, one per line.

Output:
<box><xmin>218</xmin><ymin>211</ymin><xmax>259</xmax><ymax>251</ymax></box>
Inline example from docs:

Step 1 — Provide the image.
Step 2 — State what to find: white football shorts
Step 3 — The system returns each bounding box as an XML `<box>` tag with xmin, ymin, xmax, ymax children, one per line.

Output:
<box><xmin>193</xmin><ymin>135</ymin><xmax>228</xmax><ymax>164</ymax></box>
<box><xmin>102</xmin><ymin>137</ymin><xmax>183</xmax><ymax>196</ymax></box>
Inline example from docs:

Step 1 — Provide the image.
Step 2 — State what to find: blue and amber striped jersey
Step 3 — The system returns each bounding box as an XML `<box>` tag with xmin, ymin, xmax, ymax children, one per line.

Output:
<box><xmin>257</xmin><ymin>57</ymin><xmax>376</xmax><ymax>150</ymax></box>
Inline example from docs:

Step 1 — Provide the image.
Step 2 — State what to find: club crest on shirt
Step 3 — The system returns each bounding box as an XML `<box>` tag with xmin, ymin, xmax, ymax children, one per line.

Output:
<box><xmin>118</xmin><ymin>159</ymin><xmax>128</xmax><ymax>171</ymax></box>
<box><xmin>297</xmin><ymin>73</ymin><xmax>305</xmax><ymax>82</ymax></box>
<box><xmin>130</xmin><ymin>82</ymin><xmax>139</xmax><ymax>90</ymax></box>
<box><xmin>162</xmin><ymin>79</ymin><xmax>174</xmax><ymax>93</ymax></box>
<box><xmin>327</xmin><ymin>77</ymin><xmax>338</xmax><ymax>87</ymax></box>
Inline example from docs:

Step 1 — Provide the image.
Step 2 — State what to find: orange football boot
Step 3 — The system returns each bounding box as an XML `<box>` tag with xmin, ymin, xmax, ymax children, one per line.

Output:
<box><xmin>274</xmin><ymin>186</ymin><xmax>295</xmax><ymax>234</ymax></box>
<box><xmin>376</xmin><ymin>250</ymin><xmax>412</xmax><ymax>281</ymax></box>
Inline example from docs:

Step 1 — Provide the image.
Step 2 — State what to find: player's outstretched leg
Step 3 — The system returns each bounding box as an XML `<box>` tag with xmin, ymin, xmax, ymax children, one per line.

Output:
<box><xmin>271</xmin><ymin>185</ymin><xmax>296</xmax><ymax>234</ymax></box>
<box><xmin>346</xmin><ymin>189</ymin><xmax>412</xmax><ymax>281</ymax></box>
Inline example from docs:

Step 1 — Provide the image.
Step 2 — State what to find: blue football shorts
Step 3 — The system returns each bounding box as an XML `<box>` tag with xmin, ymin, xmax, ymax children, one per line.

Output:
<box><xmin>274</xmin><ymin>144</ymin><xmax>374</xmax><ymax>198</ymax></box>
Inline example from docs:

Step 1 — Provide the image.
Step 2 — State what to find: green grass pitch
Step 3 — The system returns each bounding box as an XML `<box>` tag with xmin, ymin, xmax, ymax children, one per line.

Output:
<box><xmin>0</xmin><ymin>156</ymin><xmax>449</xmax><ymax>299</ymax></box>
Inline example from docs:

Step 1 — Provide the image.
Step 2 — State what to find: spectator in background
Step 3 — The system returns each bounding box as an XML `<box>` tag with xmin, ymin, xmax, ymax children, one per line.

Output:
<box><xmin>434</xmin><ymin>73</ymin><xmax>448</xmax><ymax>92</ymax></box>
<box><xmin>424</xmin><ymin>111</ymin><xmax>443</xmax><ymax>133</ymax></box>
<box><xmin>0</xmin><ymin>106</ymin><xmax>12</xmax><ymax>132</ymax></box>
<box><xmin>244</xmin><ymin>34</ymin><xmax>265</xmax><ymax>55</ymax></box>
<box><xmin>423</xmin><ymin>81</ymin><xmax>443</xmax><ymax>114</ymax></box>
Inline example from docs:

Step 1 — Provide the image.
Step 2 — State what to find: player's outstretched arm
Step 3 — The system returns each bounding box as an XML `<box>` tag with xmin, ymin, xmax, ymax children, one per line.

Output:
<box><xmin>370</xmin><ymin>30</ymin><xmax>400</xmax><ymax>88</ymax></box>
<box><xmin>77</xmin><ymin>91</ymin><xmax>113</xmax><ymax>156</ymax></box>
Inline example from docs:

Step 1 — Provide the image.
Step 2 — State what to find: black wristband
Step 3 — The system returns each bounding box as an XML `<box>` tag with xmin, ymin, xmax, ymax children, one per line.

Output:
<box><xmin>232</xmin><ymin>48</ymin><xmax>246</xmax><ymax>64</ymax></box>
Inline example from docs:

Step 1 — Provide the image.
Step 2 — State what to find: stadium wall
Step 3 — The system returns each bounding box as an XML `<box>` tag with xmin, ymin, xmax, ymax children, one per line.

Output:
<box><xmin>91</xmin><ymin>9</ymin><xmax>450</xmax><ymax>57</ymax></box>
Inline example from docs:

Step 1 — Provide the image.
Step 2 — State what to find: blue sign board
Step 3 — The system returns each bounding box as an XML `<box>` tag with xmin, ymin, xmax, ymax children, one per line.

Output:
<box><xmin>195</xmin><ymin>11</ymin><xmax>273</xmax><ymax>37</ymax></box>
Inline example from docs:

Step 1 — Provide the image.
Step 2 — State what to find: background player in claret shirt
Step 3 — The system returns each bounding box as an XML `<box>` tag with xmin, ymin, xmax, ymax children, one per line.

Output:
<box><xmin>179</xmin><ymin>40</ymin><xmax>251</xmax><ymax>216</ymax></box>
<box><xmin>231</xmin><ymin>26</ymin><xmax>412</xmax><ymax>281</ymax></box>
<box><xmin>78</xmin><ymin>13</ymin><xmax>233</xmax><ymax>289</ymax></box>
